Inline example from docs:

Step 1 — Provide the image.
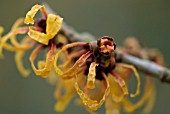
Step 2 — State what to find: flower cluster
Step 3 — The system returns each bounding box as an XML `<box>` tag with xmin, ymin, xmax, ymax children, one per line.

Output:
<box><xmin>53</xmin><ymin>36</ymin><xmax>141</xmax><ymax>113</ymax></box>
<box><xmin>0</xmin><ymin>4</ymin><xmax>64</xmax><ymax>78</ymax></box>
<box><xmin>0</xmin><ymin>4</ymin><xmax>158</xmax><ymax>114</ymax></box>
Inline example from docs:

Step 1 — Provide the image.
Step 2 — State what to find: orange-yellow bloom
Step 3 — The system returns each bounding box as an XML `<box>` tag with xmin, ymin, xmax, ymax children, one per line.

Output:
<box><xmin>54</xmin><ymin>36</ymin><xmax>141</xmax><ymax>113</ymax></box>
<box><xmin>25</xmin><ymin>4</ymin><xmax>63</xmax><ymax>45</ymax></box>
<box><xmin>0</xmin><ymin>4</ymin><xmax>64</xmax><ymax>78</ymax></box>
<box><xmin>0</xmin><ymin>18</ymin><xmax>34</xmax><ymax>77</ymax></box>
<box><xmin>24</xmin><ymin>4</ymin><xmax>64</xmax><ymax>78</ymax></box>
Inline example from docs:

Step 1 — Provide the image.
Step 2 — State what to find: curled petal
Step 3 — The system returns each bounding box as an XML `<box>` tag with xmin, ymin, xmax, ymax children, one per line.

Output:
<box><xmin>10</xmin><ymin>18</ymin><xmax>33</xmax><ymax>49</ymax></box>
<box><xmin>87</xmin><ymin>62</ymin><xmax>98</xmax><ymax>89</ymax></box>
<box><xmin>0</xmin><ymin>32</ymin><xmax>17</xmax><ymax>52</ymax></box>
<box><xmin>28</xmin><ymin>27</ymin><xmax>49</xmax><ymax>45</ymax></box>
<box><xmin>142</xmin><ymin>79</ymin><xmax>156</xmax><ymax>114</ymax></box>
<box><xmin>28</xmin><ymin>14</ymin><xmax>63</xmax><ymax>45</ymax></box>
<box><xmin>14</xmin><ymin>36</ymin><xmax>35</xmax><ymax>77</ymax></box>
<box><xmin>54</xmin><ymin>79</ymin><xmax>63</xmax><ymax>100</ymax></box>
<box><xmin>108</xmin><ymin>73</ymin><xmax>128</xmax><ymax>103</ymax></box>
<box><xmin>54</xmin><ymin>42</ymin><xmax>89</xmax><ymax>79</ymax></box>
<box><xmin>0</xmin><ymin>18</ymin><xmax>31</xmax><ymax>52</ymax></box>
<box><xmin>46</xmin><ymin>14</ymin><xmax>63</xmax><ymax>39</ymax></box>
<box><xmin>54</xmin><ymin>78</ymin><xmax>76</xmax><ymax>112</ymax></box>
<box><xmin>74</xmin><ymin>72</ymin><xmax>110</xmax><ymax>111</ymax></box>
<box><xmin>59</xmin><ymin>51</ymin><xmax>91</xmax><ymax>79</ymax></box>
<box><xmin>10</xmin><ymin>35</ymin><xmax>35</xmax><ymax>50</ymax></box>
<box><xmin>60</xmin><ymin>49</ymin><xmax>87</xmax><ymax>69</ymax></box>
<box><xmin>54</xmin><ymin>75</ymin><xmax>80</xmax><ymax>100</ymax></box>
<box><xmin>90</xmin><ymin>81</ymin><xmax>106</xmax><ymax>101</ymax></box>
<box><xmin>11</xmin><ymin>36</ymin><xmax>27</xmax><ymax>49</ymax></box>
<box><xmin>0</xmin><ymin>33</ymin><xmax>14</xmax><ymax>57</ymax></box>
<box><xmin>123</xmin><ymin>77</ymin><xmax>156</xmax><ymax>113</ymax></box>
<box><xmin>116</xmin><ymin>63</ymin><xmax>141</xmax><ymax>97</ymax></box>
<box><xmin>15</xmin><ymin>51</ymin><xmax>30</xmax><ymax>77</ymax></box>
<box><xmin>0</xmin><ymin>27</ymin><xmax>29</xmax><ymax>57</ymax></box>
<box><xmin>29</xmin><ymin>44</ymin><xmax>55</xmax><ymax>78</ymax></box>
<box><xmin>55</xmin><ymin>91</ymin><xmax>75</xmax><ymax>112</ymax></box>
<box><xmin>0</xmin><ymin>42</ymin><xmax>25</xmax><ymax>52</ymax></box>
<box><xmin>24</xmin><ymin>4</ymin><xmax>46</xmax><ymax>24</ymax></box>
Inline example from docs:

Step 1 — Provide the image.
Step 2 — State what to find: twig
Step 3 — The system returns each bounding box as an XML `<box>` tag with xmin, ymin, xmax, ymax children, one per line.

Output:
<box><xmin>116</xmin><ymin>51</ymin><xmax>170</xmax><ymax>83</ymax></box>
<box><xmin>43</xmin><ymin>2</ymin><xmax>170</xmax><ymax>83</ymax></box>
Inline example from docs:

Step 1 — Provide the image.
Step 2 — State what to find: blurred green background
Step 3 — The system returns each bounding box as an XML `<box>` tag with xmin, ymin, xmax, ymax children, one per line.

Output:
<box><xmin>0</xmin><ymin>0</ymin><xmax>170</xmax><ymax>114</ymax></box>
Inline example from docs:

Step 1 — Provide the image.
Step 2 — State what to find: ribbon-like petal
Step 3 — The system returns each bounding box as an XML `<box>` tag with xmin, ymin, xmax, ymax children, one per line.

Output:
<box><xmin>29</xmin><ymin>43</ymin><xmax>55</xmax><ymax>78</ymax></box>
<box><xmin>54</xmin><ymin>42</ymin><xmax>89</xmax><ymax>79</ymax></box>
<box><xmin>87</xmin><ymin>62</ymin><xmax>98</xmax><ymax>89</ymax></box>
<box><xmin>74</xmin><ymin>72</ymin><xmax>110</xmax><ymax>111</ymax></box>
<box><xmin>28</xmin><ymin>14</ymin><xmax>63</xmax><ymax>45</ymax></box>
<box><xmin>24</xmin><ymin>4</ymin><xmax>46</xmax><ymax>24</ymax></box>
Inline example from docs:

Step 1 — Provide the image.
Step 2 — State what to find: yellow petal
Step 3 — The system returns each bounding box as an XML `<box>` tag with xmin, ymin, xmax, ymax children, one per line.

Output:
<box><xmin>24</xmin><ymin>4</ymin><xmax>46</xmax><ymax>24</ymax></box>
<box><xmin>28</xmin><ymin>14</ymin><xmax>63</xmax><ymax>45</ymax></box>
<box><xmin>54</xmin><ymin>78</ymin><xmax>76</xmax><ymax>112</ymax></box>
<box><xmin>1</xmin><ymin>18</ymin><xmax>31</xmax><ymax>52</ymax></box>
<box><xmin>54</xmin><ymin>79</ymin><xmax>64</xmax><ymax>100</ymax></box>
<box><xmin>142</xmin><ymin>78</ymin><xmax>156</xmax><ymax>114</ymax></box>
<box><xmin>108</xmin><ymin>74</ymin><xmax>128</xmax><ymax>103</ymax></box>
<box><xmin>60</xmin><ymin>50</ymin><xmax>87</xmax><ymax>69</ymax></box>
<box><xmin>10</xmin><ymin>18</ymin><xmax>31</xmax><ymax>49</ymax></box>
<box><xmin>0</xmin><ymin>42</ymin><xmax>16</xmax><ymax>51</ymax></box>
<box><xmin>29</xmin><ymin>44</ymin><xmax>55</xmax><ymax>78</ymax></box>
<box><xmin>123</xmin><ymin>77</ymin><xmax>156</xmax><ymax>113</ymax></box>
<box><xmin>0</xmin><ymin>40</ymin><xmax>33</xmax><ymax>56</ymax></box>
<box><xmin>74</xmin><ymin>72</ymin><xmax>110</xmax><ymax>111</ymax></box>
<box><xmin>54</xmin><ymin>91</ymin><xmax>74</xmax><ymax>112</ymax></box>
<box><xmin>87</xmin><ymin>62</ymin><xmax>98</xmax><ymax>89</ymax></box>
<box><xmin>54</xmin><ymin>42</ymin><xmax>89</xmax><ymax>79</ymax></box>
<box><xmin>0</xmin><ymin>40</ymin><xmax>28</xmax><ymax>52</ymax></box>
<box><xmin>0</xmin><ymin>33</ymin><xmax>13</xmax><ymax>58</ymax></box>
<box><xmin>54</xmin><ymin>77</ymin><xmax>76</xmax><ymax>100</ymax></box>
<box><xmin>15</xmin><ymin>51</ymin><xmax>30</xmax><ymax>77</ymax></box>
<box><xmin>62</xmin><ymin>51</ymin><xmax>91</xmax><ymax>79</ymax></box>
<box><xmin>14</xmin><ymin>37</ymin><xmax>34</xmax><ymax>77</ymax></box>
<box><xmin>28</xmin><ymin>27</ymin><xmax>49</xmax><ymax>45</ymax></box>
<box><xmin>0</xmin><ymin>27</ymin><xmax>28</xmax><ymax>57</ymax></box>
<box><xmin>11</xmin><ymin>36</ymin><xmax>34</xmax><ymax>50</ymax></box>
<box><xmin>46</xmin><ymin>14</ymin><xmax>63</xmax><ymax>38</ymax></box>
<box><xmin>0</xmin><ymin>18</ymin><xmax>29</xmax><ymax>57</ymax></box>
<box><xmin>90</xmin><ymin>80</ymin><xmax>106</xmax><ymax>101</ymax></box>
<box><xmin>116</xmin><ymin>63</ymin><xmax>141</xmax><ymax>97</ymax></box>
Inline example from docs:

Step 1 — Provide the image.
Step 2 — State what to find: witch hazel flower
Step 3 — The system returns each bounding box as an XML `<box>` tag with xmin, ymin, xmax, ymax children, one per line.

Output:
<box><xmin>54</xmin><ymin>36</ymin><xmax>141</xmax><ymax>113</ymax></box>
<box><xmin>0</xmin><ymin>4</ymin><xmax>65</xmax><ymax>78</ymax></box>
